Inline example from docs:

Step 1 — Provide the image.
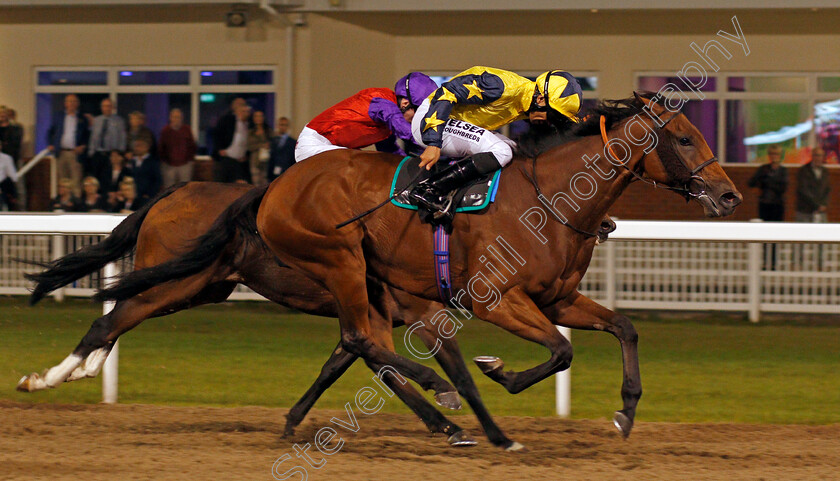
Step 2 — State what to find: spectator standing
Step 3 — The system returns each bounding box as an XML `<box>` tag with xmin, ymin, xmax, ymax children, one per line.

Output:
<box><xmin>213</xmin><ymin>98</ymin><xmax>246</xmax><ymax>151</ymax></box>
<box><xmin>748</xmin><ymin>144</ymin><xmax>788</xmax><ymax>270</ymax></box>
<box><xmin>0</xmin><ymin>140</ymin><xmax>18</xmax><ymax>211</ymax></box>
<box><xmin>77</xmin><ymin>176</ymin><xmax>108</xmax><ymax>212</ymax></box>
<box><xmin>158</xmin><ymin>108</ymin><xmax>197</xmax><ymax>187</ymax></box>
<box><xmin>0</xmin><ymin>105</ymin><xmax>23</xmax><ymax>165</ymax></box>
<box><xmin>126</xmin><ymin>111</ymin><xmax>157</xmax><ymax>160</ymax></box>
<box><xmin>267</xmin><ymin>116</ymin><xmax>296</xmax><ymax>183</ymax></box>
<box><xmin>795</xmin><ymin>147</ymin><xmax>830</xmax><ymax>270</ymax></box>
<box><xmin>129</xmin><ymin>138</ymin><xmax>162</xmax><ymax>201</ymax></box>
<box><xmin>47</xmin><ymin>94</ymin><xmax>90</xmax><ymax>197</ymax></box>
<box><xmin>214</xmin><ymin>102</ymin><xmax>251</xmax><ymax>183</ymax></box>
<box><xmin>795</xmin><ymin>147</ymin><xmax>830</xmax><ymax>223</ymax></box>
<box><xmin>51</xmin><ymin>178</ymin><xmax>80</xmax><ymax>212</ymax></box>
<box><xmin>88</xmin><ymin>98</ymin><xmax>127</xmax><ymax>181</ymax></box>
<box><xmin>247</xmin><ymin>110</ymin><xmax>271</xmax><ymax>186</ymax></box>
<box><xmin>749</xmin><ymin>144</ymin><xmax>788</xmax><ymax>221</ymax></box>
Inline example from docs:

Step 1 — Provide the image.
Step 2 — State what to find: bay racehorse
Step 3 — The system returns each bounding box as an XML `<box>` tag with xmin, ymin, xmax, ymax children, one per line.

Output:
<box><xmin>253</xmin><ymin>93</ymin><xmax>742</xmax><ymax>446</ymax></box>
<box><xmin>19</xmin><ymin>182</ymin><xmax>488</xmax><ymax>445</ymax></box>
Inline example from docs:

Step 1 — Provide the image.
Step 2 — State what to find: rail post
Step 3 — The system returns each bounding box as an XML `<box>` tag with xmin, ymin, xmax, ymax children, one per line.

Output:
<box><xmin>605</xmin><ymin>239</ymin><xmax>617</xmax><ymax>310</ymax></box>
<box><xmin>747</xmin><ymin>219</ymin><xmax>763</xmax><ymax>323</ymax></box>
<box><xmin>51</xmin><ymin>235</ymin><xmax>65</xmax><ymax>302</ymax></box>
<box><xmin>102</xmin><ymin>262</ymin><xmax>119</xmax><ymax>403</ymax></box>
<box><xmin>555</xmin><ymin>326</ymin><xmax>571</xmax><ymax>417</ymax></box>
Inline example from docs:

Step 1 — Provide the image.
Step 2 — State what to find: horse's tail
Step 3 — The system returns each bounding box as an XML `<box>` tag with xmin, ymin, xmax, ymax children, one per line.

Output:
<box><xmin>94</xmin><ymin>185</ymin><xmax>268</xmax><ymax>303</ymax></box>
<box><xmin>24</xmin><ymin>182</ymin><xmax>188</xmax><ymax>305</ymax></box>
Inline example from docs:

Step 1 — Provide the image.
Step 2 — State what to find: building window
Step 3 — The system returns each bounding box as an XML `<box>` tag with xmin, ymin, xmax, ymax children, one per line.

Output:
<box><xmin>118</xmin><ymin>70</ymin><xmax>190</xmax><ymax>86</ymax></box>
<box><xmin>34</xmin><ymin>67</ymin><xmax>277</xmax><ymax>155</ymax></box>
<box><xmin>38</xmin><ymin>71</ymin><xmax>107</xmax><ymax>86</ymax></box>
<box><xmin>638</xmin><ymin>72</ymin><xmax>839</xmax><ymax>164</ymax></box>
<box><xmin>200</xmin><ymin>70</ymin><xmax>273</xmax><ymax>85</ymax></box>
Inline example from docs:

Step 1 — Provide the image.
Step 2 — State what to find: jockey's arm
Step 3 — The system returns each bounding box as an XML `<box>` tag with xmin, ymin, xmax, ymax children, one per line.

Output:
<box><xmin>368</xmin><ymin>97</ymin><xmax>413</xmax><ymax>141</ymax></box>
<box><xmin>419</xmin><ymin>70</ymin><xmax>505</xmax><ymax>169</ymax></box>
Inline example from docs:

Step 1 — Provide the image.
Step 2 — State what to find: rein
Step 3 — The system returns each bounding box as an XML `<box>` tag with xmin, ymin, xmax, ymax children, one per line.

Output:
<box><xmin>520</xmin><ymin>157</ymin><xmax>599</xmax><ymax>238</ymax></box>
<box><xmin>336</xmin><ymin>164</ymin><xmax>425</xmax><ymax>229</ymax></box>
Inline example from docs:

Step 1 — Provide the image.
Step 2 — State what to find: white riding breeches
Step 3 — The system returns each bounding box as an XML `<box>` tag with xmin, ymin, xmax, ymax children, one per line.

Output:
<box><xmin>294</xmin><ymin>126</ymin><xmax>346</xmax><ymax>163</ymax></box>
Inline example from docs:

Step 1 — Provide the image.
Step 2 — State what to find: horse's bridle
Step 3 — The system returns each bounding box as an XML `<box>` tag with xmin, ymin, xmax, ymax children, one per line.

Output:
<box><xmin>600</xmin><ymin>99</ymin><xmax>719</xmax><ymax>200</ymax></box>
<box><xmin>521</xmin><ymin>99</ymin><xmax>720</xmax><ymax>239</ymax></box>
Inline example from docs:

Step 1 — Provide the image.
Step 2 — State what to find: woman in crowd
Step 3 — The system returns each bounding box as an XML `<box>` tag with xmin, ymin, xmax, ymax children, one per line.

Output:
<box><xmin>109</xmin><ymin>176</ymin><xmax>144</xmax><ymax>213</ymax></box>
<box><xmin>51</xmin><ymin>178</ymin><xmax>80</xmax><ymax>212</ymax></box>
<box><xmin>247</xmin><ymin>110</ymin><xmax>271</xmax><ymax>186</ymax></box>
<box><xmin>77</xmin><ymin>176</ymin><xmax>108</xmax><ymax>212</ymax></box>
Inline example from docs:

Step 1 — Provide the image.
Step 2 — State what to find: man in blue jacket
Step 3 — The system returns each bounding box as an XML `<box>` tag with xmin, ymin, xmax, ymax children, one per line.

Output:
<box><xmin>267</xmin><ymin>116</ymin><xmax>295</xmax><ymax>182</ymax></box>
<box><xmin>128</xmin><ymin>138</ymin><xmax>162</xmax><ymax>202</ymax></box>
<box><xmin>47</xmin><ymin>94</ymin><xmax>90</xmax><ymax>196</ymax></box>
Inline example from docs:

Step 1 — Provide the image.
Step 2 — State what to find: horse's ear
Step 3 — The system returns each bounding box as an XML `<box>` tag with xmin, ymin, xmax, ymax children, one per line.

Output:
<box><xmin>634</xmin><ymin>91</ymin><xmax>651</xmax><ymax>107</ymax></box>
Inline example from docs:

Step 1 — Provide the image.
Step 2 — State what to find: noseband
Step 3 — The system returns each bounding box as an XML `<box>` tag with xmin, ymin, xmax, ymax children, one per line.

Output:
<box><xmin>599</xmin><ymin>105</ymin><xmax>718</xmax><ymax>200</ymax></box>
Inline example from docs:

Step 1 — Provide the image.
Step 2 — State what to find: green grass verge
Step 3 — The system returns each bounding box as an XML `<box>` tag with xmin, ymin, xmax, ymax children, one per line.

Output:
<box><xmin>1</xmin><ymin>296</ymin><xmax>838</xmax><ymax>424</ymax></box>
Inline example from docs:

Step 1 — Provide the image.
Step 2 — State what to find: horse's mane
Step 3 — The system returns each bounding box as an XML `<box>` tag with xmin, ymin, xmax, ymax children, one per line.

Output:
<box><xmin>515</xmin><ymin>93</ymin><xmax>654</xmax><ymax>159</ymax></box>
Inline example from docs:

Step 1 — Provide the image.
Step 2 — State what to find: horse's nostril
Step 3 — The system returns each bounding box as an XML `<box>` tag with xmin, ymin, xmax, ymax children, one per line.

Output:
<box><xmin>720</xmin><ymin>191</ymin><xmax>741</xmax><ymax>207</ymax></box>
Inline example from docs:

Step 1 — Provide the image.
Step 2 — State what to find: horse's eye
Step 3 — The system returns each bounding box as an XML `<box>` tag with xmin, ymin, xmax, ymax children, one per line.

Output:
<box><xmin>679</xmin><ymin>137</ymin><xmax>692</xmax><ymax>146</ymax></box>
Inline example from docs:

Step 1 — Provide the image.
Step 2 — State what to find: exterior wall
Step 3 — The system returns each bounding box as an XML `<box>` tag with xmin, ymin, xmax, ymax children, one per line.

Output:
<box><xmin>394</xmin><ymin>11</ymin><xmax>840</xmax><ymax>100</ymax></box>
<box><xmin>3</xmin><ymin>6</ymin><xmax>840</xmax><ymax>216</ymax></box>
<box><xmin>4</xmin><ymin>8</ymin><xmax>840</xmax><ymax>152</ymax></box>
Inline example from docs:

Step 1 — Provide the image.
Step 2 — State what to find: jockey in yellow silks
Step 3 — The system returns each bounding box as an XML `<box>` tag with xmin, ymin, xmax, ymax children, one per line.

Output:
<box><xmin>407</xmin><ymin>66</ymin><xmax>583</xmax><ymax>217</ymax></box>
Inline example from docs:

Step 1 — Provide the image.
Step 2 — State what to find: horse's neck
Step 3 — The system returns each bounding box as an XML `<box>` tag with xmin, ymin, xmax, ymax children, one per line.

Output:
<box><xmin>520</xmin><ymin>134</ymin><xmax>643</xmax><ymax>232</ymax></box>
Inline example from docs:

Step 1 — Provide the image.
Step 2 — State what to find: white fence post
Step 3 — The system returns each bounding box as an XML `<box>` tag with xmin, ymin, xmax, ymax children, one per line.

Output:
<box><xmin>555</xmin><ymin>326</ymin><xmax>571</xmax><ymax>417</ymax></box>
<box><xmin>605</xmin><ymin>240</ymin><xmax>617</xmax><ymax>311</ymax></box>
<box><xmin>51</xmin><ymin>235</ymin><xmax>65</xmax><ymax>302</ymax></box>
<box><xmin>101</xmin><ymin>262</ymin><xmax>119</xmax><ymax>404</ymax></box>
<box><xmin>748</xmin><ymin>219</ymin><xmax>763</xmax><ymax>323</ymax></box>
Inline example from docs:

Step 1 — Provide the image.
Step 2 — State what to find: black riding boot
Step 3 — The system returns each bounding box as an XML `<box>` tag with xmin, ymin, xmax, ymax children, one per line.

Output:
<box><xmin>407</xmin><ymin>152</ymin><xmax>501</xmax><ymax>218</ymax></box>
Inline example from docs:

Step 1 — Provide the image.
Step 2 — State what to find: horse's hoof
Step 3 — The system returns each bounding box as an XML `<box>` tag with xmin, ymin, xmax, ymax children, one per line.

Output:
<box><xmin>504</xmin><ymin>441</ymin><xmax>526</xmax><ymax>452</ymax></box>
<box><xmin>16</xmin><ymin>375</ymin><xmax>31</xmax><ymax>392</ymax></box>
<box><xmin>16</xmin><ymin>373</ymin><xmax>44</xmax><ymax>392</ymax></box>
<box><xmin>473</xmin><ymin>356</ymin><xmax>504</xmax><ymax>375</ymax></box>
<box><xmin>434</xmin><ymin>391</ymin><xmax>462</xmax><ymax>410</ymax></box>
<box><xmin>447</xmin><ymin>430</ymin><xmax>477</xmax><ymax>447</ymax></box>
<box><xmin>613</xmin><ymin>411</ymin><xmax>633</xmax><ymax>439</ymax></box>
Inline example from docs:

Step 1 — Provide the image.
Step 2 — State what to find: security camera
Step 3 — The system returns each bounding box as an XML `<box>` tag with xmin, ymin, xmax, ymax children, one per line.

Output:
<box><xmin>226</xmin><ymin>10</ymin><xmax>248</xmax><ymax>28</ymax></box>
<box><xmin>292</xmin><ymin>13</ymin><xmax>307</xmax><ymax>27</ymax></box>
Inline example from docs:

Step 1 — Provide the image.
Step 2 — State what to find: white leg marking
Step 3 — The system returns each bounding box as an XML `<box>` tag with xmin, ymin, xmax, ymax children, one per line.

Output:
<box><xmin>43</xmin><ymin>354</ymin><xmax>84</xmax><ymax>387</ymax></box>
<box><xmin>67</xmin><ymin>348</ymin><xmax>109</xmax><ymax>381</ymax></box>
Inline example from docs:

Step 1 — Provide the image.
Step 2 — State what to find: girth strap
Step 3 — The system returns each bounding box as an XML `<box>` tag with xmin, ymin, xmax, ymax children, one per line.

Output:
<box><xmin>433</xmin><ymin>225</ymin><xmax>454</xmax><ymax>307</ymax></box>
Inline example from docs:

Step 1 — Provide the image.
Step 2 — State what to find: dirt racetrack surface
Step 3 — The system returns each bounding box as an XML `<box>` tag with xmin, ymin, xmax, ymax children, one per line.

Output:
<box><xmin>2</xmin><ymin>401</ymin><xmax>839</xmax><ymax>481</ymax></box>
